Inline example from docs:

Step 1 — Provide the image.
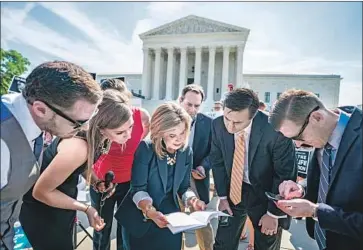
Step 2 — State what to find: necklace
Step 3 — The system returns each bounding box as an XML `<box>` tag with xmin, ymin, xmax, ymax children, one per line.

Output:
<box><xmin>166</xmin><ymin>152</ymin><xmax>177</xmax><ymax>166</ymax></box>
<box><xmin>100</xmin><ymin>139</ymin><xmax>111</xmax><ymax>155</ymax></box>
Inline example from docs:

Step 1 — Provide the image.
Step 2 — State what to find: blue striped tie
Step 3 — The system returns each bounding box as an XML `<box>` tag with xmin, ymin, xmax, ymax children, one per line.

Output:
<box><xmin>314</xmin><ymin>144</ymin><xmax>333</xmax><ymax>250</ymax></box>
<box><xmin>33</xmin><ymin>133</ymin><xmax>44</xmax><ymax>162</ymax></box>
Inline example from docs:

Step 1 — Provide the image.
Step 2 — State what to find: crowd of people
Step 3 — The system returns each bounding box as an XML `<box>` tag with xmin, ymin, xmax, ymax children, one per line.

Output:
<box><xmin>1</xmin><ymin>60</ymin><xmax>362</xmax><ymax>250</ymax></box>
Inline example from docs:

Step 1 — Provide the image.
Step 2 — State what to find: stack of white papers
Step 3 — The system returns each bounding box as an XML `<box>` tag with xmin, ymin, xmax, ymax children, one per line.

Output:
<box><xmin>165</xmin><ymin>210</ymin><xmax>230</xmax><ymax>234</ymax></box>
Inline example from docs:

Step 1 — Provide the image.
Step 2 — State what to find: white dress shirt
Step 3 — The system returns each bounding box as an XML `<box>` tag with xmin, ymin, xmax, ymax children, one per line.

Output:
<box><xmin>317</xmin><ymin>110</ymin><xmax>348</xmax><ymax>168</ymax></box>
<box><xmin>234</xmin><ymin>120</ymin><xmax>253</xmax><ymax>184</ymax></box>
<box><xmin>1</xmin><ymin>93</ymin><xmax>42</xmax><ymax>189</ymax></box>
<box><xmin>219</xmin><ymin>119</ymin><xmax>252</xmax><ymax>200</ymax></box>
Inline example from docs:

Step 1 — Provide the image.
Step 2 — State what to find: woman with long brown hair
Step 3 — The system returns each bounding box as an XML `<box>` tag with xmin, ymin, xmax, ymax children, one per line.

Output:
<box><xmin>90</xmin><ymin>79</ymin><xmax>150</xmax><ymax>250</ymax></box>
<box><xmin>19</xmin><ymin>90</ymin><xmax>133</xmax><ymax>250</ymax></box>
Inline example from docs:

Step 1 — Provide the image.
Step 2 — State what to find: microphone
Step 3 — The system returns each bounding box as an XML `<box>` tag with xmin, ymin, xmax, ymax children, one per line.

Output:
<box><xmin>104</xmin><ymin>171</ymin><xmax>115</xmax><ymax>189</ymax></box>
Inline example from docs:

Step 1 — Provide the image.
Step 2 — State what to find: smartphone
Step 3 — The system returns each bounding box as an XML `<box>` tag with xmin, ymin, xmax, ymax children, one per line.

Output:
<box><xmin>265</xmin><ymin>192</ymin><xmax>284</xmax><ymax>202</ymax></box>
<box><xmin>219</xmin><ymin>210</ymin><xmax>230</xmax><ymax>227</ymax></box>
<box><xmin>192</xmin><ymin>169</ymin><xmax>206</xmax><ymax>178</ymax></box>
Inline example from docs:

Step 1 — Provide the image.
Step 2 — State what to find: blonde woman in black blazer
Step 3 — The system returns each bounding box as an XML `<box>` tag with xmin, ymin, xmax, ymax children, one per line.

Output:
<box><xmin>116</xmin><ymin>102</ymin><xmax>206</xmax><ymax>250</ymax></box>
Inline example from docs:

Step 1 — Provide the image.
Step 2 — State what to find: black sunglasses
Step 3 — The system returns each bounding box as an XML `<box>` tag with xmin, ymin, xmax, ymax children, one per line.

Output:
<box><xmin>30</xmin><ymin>100</ymin><xmax>93</xmax><ymax>129</ymax></box>
<box><xmin>290</xmin><ymin>106</ymin><xmax>320</xmax><ymax>141</ymax></box>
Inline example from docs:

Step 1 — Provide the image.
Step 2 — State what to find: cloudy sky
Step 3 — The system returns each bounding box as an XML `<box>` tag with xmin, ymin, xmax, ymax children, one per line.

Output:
<box><xmin>1</xmin><ymin>2</ymin><xmax>362</xmax><ymax>105</ymax></box>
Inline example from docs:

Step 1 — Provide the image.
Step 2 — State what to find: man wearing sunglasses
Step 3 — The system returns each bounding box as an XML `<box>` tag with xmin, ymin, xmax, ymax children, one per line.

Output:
<box><xmin>269</xmin><ymin>89</ymin><xmax>363</xmax><ymax>250</ymax></box>
<box><xmin>1</xmin><ymin>61</ymin><xmax>102</xmax><ymax>250</ymax></box>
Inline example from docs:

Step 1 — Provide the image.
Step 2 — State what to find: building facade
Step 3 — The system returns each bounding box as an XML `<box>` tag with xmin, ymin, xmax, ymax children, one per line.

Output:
<box><xmin>97</xmin><ymin>15</ymin><xmax>341</xmax><ymax>113</ymax></box>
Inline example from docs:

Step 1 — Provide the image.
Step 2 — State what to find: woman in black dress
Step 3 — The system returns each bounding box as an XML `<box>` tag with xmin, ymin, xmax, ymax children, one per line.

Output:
<box><xmin>19</xmin><ymin>90</ymin><xmax>134</xmax><ymax>250</ymax></box>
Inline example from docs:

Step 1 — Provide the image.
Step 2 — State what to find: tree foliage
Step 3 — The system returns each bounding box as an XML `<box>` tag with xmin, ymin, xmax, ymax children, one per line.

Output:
<box><xmin>1</xmin><ymin>48</ymin><xmax>30</xmax><ymax>95</ymax></box>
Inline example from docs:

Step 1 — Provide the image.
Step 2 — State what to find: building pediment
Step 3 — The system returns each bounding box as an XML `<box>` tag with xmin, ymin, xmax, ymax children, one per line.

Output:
<box><xmin>139</xmin><ymin>15</ymin><xmax>249</xmax><ymax>38</ymax></box>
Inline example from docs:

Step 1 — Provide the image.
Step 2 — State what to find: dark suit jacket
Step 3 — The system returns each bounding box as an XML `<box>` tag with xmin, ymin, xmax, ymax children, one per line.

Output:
<box><xmin>211</xmin><ymin>111</ymin><xmax>297</xmax><ymax>229</ymax></box>
<box><xmin>305</xmin><ymin>108</ymin><xmax>363</xmax><ymax>250</ymax></box>
<box><xmin>115</xmin><ymin>140</ymin><xmax>193</xmax><ymax>238</ymax></box>
<box><xmin>192</xmin><ymin>113</ymin><xmax>212</xmax><ymax>203</ymax></box>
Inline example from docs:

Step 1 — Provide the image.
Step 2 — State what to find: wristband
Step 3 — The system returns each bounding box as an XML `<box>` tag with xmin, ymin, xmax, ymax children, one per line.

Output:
<box><xmin>84</xmin><ymin>205</ymin><xmax>91</xmax><ymax>213</ymax></box>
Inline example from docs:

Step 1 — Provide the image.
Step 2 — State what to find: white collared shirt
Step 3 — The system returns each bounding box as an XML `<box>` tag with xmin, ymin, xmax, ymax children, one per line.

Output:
<box><xmin>317</xmin><ymin>110</ymin><xmax>349</xmax><ymax>168</ymax></box>
<box><xmin>234</xmin><ymin>119</ymin><xmax>253</xmax><ymax>184</ymax></box>
<box><xmin>1</xmin><ymin>93</ymin><xmax>42</xmax><ymax>189</ymax></box>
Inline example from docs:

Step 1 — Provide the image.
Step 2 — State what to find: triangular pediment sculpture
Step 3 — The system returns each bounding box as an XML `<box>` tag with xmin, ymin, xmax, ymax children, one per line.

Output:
<box><xmin>140</xmin><ymin>15</ymin><xmax>249</xmax><ymax>38</ymax></box>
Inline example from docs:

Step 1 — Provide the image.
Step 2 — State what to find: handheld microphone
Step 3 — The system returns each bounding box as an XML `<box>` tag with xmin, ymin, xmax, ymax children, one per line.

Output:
<box><xmin>104</xmin><ymin>171</ymin><xmax>115</xmax><ymax>189</ymax></box>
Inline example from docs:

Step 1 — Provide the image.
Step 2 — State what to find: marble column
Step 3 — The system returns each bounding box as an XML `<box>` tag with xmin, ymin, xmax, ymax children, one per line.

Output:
<box><xmin>221</xmin><ymin>46</ymin><xmax>230</xmax><ymax>93</ymax></box>
<box><xmin>141</xmin><ymin>47</ymin><xmax>150</xmax><ymax>99</ymax></box>
<box><xmin>194</xmin><ymin>46</ymin><xmax>202</xmax><ymax>84</ymax></box>
<box><xmin>207</xmin><ymin>46</ymin><xmax>216</xmax><ymax>102</ymax></box>
<box><xmin>153</xmin><ymin>48</ymin><xmax>161</xmax><ymax>100</ymax></box>
<box><xmin>165</xmin><ymin>47</ymin><xmax>174</xmax><ymax>100</ymax></box>
<box><xmin>236</xmin><ymin>44</ymin><xmax>244</xmax><ymax>87</ymax></box>
<box><xmin>178</xmin><ymin>47</ymin><xmax>188</xmax><ymax>95</ymax></box>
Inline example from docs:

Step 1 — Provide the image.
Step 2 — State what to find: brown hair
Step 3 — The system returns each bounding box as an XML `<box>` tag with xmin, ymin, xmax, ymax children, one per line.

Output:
<box><xmin>101</xmin><ymin>78</ymin><xmax>132</xmax><ymax>99</ymax></box>
<box><xmin>259</xmin><ymin>101</ymin><xmax>266</xmax><ymax>110</ymax></box>
<box><xmin>86</xmin><ymin>89</ymin><xmax>132</xmax><ymax>178</ymax></box>
<box><xmin>180</xmin><ymin>84</ymin><xmax>205</xmax><ymax>101</ymax></box>
<box><xmin>269</xmin><ymin>89</ymin><xmax>325</xmax><ymax>130</ymax></box>
<box><xmin>224</xmin><ymin>88</ymin><xmax>259</xmax><ymax>119</ymax></box>
<box><xmin>23</xmin><ymin>61</ymin><xmax>102</xmax><ymax>109</ymax></box>
<box><xmin>150</xmin><ymin>102</ymin><xmax>191</xmax><ymax>159</ymax></box>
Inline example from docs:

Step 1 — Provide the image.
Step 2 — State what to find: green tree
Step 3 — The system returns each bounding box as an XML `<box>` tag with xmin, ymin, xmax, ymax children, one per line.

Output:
<box><xmin>1</xmin><ymin>48</ymin><xmax>31</xmax><ymax>95</ymax></box>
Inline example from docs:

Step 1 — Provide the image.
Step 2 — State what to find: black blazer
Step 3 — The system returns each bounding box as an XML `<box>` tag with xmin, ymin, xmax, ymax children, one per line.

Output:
<box><xmin>210</xmin><ymin>111</ymin><xmax>297</xmax><ymax>229</ymax></box>
<box><xmin>115</xmin><ymin>140</ymin><xmax>193</xmax><ymax>238</ymax></box>
<box><xmin>305</xmin><ymin>108</ymin><xmax>363</xmax><ymax>250</ymax></box>
<box><xmin>191</xmin><ymin>113</ymin><xmax>212</xmax><ymax>203</ymax></box>
<box><xmin>192</xmin><ymin>113</ymin><xmax>212</xmax><ymax>171</ymax></box>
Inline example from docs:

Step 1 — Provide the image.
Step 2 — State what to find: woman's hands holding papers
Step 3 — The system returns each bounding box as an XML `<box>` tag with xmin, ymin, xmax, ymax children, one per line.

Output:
<box><xmin>189</xmin><ymin>197</ymin><xmax>206</xmax><ymax>211</ymax></box>
<box><xmin>148</xmin><ymin>210</ymin><xmax>169</xmax><ymax>228</ymax></box>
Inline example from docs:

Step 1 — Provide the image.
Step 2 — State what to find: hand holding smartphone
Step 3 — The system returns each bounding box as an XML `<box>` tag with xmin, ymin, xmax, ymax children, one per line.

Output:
<box><xmin>219</xmin><ymin>210</ymin><xmax>230</xmax><ymax>227</ymax></box>
<box><xmin>192</xmin><ymin>169</ymin><xmax>206</xmax><ymax>178</ymax></box>
<box><xmin>265</xmin><ymin>192</ymin><xmax>285</xmax><ymax>202</ymax></box>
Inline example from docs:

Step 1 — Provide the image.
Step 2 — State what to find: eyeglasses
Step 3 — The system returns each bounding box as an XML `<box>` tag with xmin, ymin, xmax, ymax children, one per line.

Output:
<box><xmin>30</xmin><ymin>99</ymin><xmax>97</xmax><ymax>129</ymax></box>
<box><xmin>290</xmin><ymin>106</ymin><xmax>319</xmax><ymax>141</ymax></box>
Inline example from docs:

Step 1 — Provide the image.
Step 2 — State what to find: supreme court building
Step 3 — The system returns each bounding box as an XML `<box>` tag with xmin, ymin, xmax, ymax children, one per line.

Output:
<box><xmin>97</xmin><ymin>15</ymin><xmax>341</xmax><ymax>113</ymax></box>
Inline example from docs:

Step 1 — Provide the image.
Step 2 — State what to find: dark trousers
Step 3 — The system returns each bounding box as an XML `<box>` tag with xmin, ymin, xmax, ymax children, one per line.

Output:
<box><xmin>194</xmin><ymin>171</ymin><xmax>211</xmax><ymax>203</ymax></box>
<box><xmin>90</xmin><ymin>182</ymin><xmax>131</xmax><ymax>250</ymax></box>
<box><xmin>214</xmin><ymin>183</ymin><xmax>283</xmax><ymax>250</ymax></box>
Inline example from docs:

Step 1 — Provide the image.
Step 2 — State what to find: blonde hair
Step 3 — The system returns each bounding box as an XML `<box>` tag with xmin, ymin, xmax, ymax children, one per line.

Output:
<box><xmin>86</xmin><ymin>89</ymin><xmax>132</xmax><ymax>179</ymax></box>
<box><xmin>150</xmin><ymin>102</ymin><xmax>191</xmax><ymax>159</ymax></box>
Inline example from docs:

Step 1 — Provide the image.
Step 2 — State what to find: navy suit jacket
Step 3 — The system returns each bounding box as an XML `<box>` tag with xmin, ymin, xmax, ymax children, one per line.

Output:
<box><xmin>305</xmin><ymin>108</ymin><xmax>363</xmax><ymax>250</ymax></box>
<box><xmin>191</xmin><ymin>113</ymin><xmax>212</xmax><ymax>203</ymax></box>
<box><xmin>115</xmin><ymin>140</ymin><xmax>193</xmax><ymax>238</ymax></box>
<box><xmin>211</xmin><ymin>111</ymin><xmax>297</xmax><ymax>229</ymax></box>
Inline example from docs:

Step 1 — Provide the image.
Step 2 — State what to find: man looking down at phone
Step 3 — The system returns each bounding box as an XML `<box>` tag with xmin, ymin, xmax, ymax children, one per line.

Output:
<box><xmin>269</xmin><ymin>89</ymin><xmax>363</xmax><ymax>250</ymax></box>
<box><xmin>179</xmin><ymin>84</ymin><xmax>214</xmax><ymax>250</ymax></box>
<box><xmin>211</xmin><ymin>88</ymin><xmax>297</xmax><ymax>250</ymax></box>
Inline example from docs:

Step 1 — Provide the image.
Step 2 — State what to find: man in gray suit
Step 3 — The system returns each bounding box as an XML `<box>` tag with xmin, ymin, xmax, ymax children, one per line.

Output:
<box><xmin>1</xmin><ymin>61</ymin><xmax>102</xmax><ymax>250</ymax></box>
<box><xmin>270</xmin><ymin>89</ymin><xmax>363</xmax><ymax>250</ymax></box>
<box><xmin>211</xmin><ymin>88</ymin><xmax>297</xmax><ymax>250</ymax></box>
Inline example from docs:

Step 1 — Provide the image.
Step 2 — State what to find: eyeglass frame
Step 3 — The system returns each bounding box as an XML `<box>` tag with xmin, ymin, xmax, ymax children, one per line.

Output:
<box><xmin>290</xmin><ymin>106</ymin><xmax>320</xmax><ymax>141</ymax></box>
<box><xmin>28</xmin><ymin>99</ymin><xmax>96</xmax><ymax>129</ymax></box>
